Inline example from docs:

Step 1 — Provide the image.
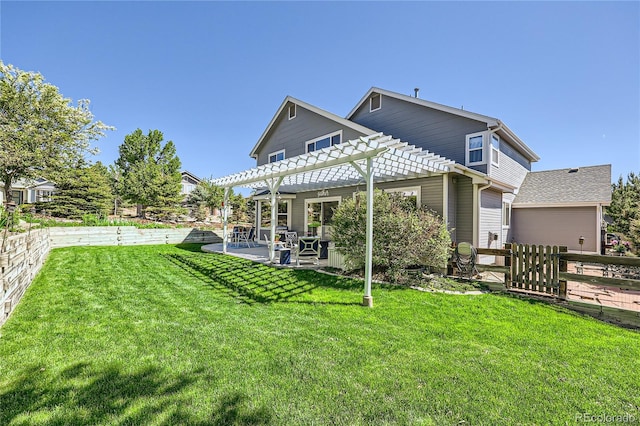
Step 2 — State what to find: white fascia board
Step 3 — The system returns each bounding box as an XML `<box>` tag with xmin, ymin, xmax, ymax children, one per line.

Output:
<box><xmin>249</xmin><ymin>96</ymin><xmax>378</xmax><ymax>160</ymax></box>
<box><xmin>493</xmin><ymin>120</ymin><xmax>540</xmax><ymax>162</ymax></box>
<box><xmin>512</xmin><ymin>202</ymin><xmax>609</xmax><ymax>208</ymax></box>
<box><xmin>346</xmin><ymin>87</ymin><xmax>500</xmax><ymax>125</ymax></box>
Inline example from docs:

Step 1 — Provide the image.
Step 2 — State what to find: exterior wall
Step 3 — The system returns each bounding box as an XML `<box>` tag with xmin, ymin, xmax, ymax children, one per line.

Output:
<box><xmin>490</xmin><ymin>148</ymin><xmax>530</xmax><ymax>188</ymax></box>
<box><xmin>255</xmin><ymin>104</ymin><xmax>367</xmax><ymax>166</ymax></box>
<box><xmin>502</xmin><ymin>192</ymin><xmax>516</xmax><ymax>244</ymax></box>
<box><xmin>511</xmin><ymin>206</ymin><xmax>598</xmax><ymax>252</ymax></box>
<box><xmin>479</xmin><ymin>189</ymin><xmax>503</xmax><ymax>250</ymax></box>
<box><xmin>350</xmin><ymin>95</ymin><xmax>488</xmax><ymax>166</ymax></box>
<box><xmin>454</xmin><ymin>176</ymin><xmax>474</xmax><ymax>244</ymax></box>
<box><xmin>263</xmin><ymin>176</ymin><xmax>447</xmax><ymax>238</ymax></box>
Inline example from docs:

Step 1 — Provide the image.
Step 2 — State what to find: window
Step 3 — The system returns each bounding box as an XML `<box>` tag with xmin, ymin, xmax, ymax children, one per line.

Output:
<box><xmin>502</xmin><ymin>202</ymin><xmax>511</xmax><ymax>228</ymax></box>
<box><xmin>491</xmin><ymin>134</ymin><xmax>500</xmax><ymax>166</ymax></box>
<box><xmin>288</xmin><ymin>104</ymin><xmax>296</xmax><ymax>120</ymax></box>
<box><xmin>259</xmin><ymin>200</ymin><xmax>290</xmax><ymax>229</ymax></box>
<box><xmin>306</xmin><ymin>131</ymin><xmax>342</xmax><ymax>153</ymax></box>
<box><xmin>385</xmin><ymin>186</ymin><xmax>421</xmax><ymax>208</ymax></box>
<box><xmin>10</xmin><ymin>190</ymin><xmax>23</xmax><ymax>205</ymax></box>
<box><xmin>268</xmin><ymin>150</ymin><xmax>285</xmax><ymax>163</ymax></box>
<box><xmin>466</xmin><ymin>133</ymin><xmax>484</xmax><ymax>165</ymax></box>
<box><xmin>305</xmin><ymin>196</ymin><xmax>341</xmax><ymax>238</ymax></box>
<box><xmin>369</xmin><ymin>93</ymin><xmax>381</xmax><ymax>112</ymax></box>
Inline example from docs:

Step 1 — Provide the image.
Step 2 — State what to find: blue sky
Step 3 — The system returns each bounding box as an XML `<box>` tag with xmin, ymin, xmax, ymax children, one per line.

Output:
<box><xmin>2</xmin><ymin>1</ymin><xmax>639</xmax><ymax>187</ymax></box>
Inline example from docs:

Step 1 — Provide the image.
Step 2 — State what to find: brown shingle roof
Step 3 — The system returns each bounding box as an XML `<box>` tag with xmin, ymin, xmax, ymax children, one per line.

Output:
<box><xmin>514</xmin><ymin>164</ymin><xmax>611</xmax><ymax>205</ymax></box>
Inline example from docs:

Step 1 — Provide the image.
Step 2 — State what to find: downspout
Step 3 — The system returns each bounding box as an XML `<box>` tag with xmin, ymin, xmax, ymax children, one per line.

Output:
<box><xmin>473</xmin><ymin>180</ymin><xmax>492</xmax><ymax>248</ymax></box>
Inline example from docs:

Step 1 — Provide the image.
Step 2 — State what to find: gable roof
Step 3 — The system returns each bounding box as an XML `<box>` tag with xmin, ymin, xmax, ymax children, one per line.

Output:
<box><xmin>513</xmin><ymin>164</ymin><xmax>611</xmax><ymax>207</ymax></box>
<box><xmin>249</xmin><ymin>96</ymin><xmax>378</xmax><ymax>159</ymax></box>
<box><xmin>181</xmin><ymin>170</ymin><xmax>201</xmax><ymax>183</ymax></box>
<box><xmin>347</xmin><ymin>87</ymin><xmax>540</xmax><ymax>162</ymax></box>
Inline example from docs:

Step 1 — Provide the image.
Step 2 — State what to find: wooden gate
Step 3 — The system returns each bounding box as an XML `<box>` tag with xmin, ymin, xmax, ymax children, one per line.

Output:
<box><xmin>508</xmin><ymin>244</ymin><xmax>566</xmax><ymax>296</ymax></box>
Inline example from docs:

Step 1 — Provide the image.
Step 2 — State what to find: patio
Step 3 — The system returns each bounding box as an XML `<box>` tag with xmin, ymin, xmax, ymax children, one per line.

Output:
<box><xmin>201</xmin><ymin>242</ymin><xmax>329</xmax><ymax>269</ymax></box>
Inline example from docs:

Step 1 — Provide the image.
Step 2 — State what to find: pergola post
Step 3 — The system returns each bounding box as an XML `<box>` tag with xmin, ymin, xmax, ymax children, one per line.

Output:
<box><xmin>222</xmin><ymin>187</ymin><xmax>230</xmax><ymax>254</ymax></box>
<box><xmin>362</xmin><ymin>157</ymin><xmax>374</xmax><ymax>307</ymax></box>
<box><xmin>351</xmin><ymin>158</ymin><xmax>375</xmax><ymax>307</ymax></box>
<box><xmin>266</xmin><ymin>177</ymin><xmax>284</xmax><ymax>263</ymax></box>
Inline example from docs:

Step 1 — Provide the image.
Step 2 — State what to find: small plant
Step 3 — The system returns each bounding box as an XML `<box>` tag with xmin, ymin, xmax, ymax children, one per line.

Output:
<box><xmin>612</xmin><ymin>240</ymin><xmax>630</xmax><ymax>254</ymax></box>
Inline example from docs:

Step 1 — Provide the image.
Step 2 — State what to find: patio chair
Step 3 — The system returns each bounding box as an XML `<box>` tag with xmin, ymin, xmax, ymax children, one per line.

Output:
<box><xmin>296</xmin><ymin>236</ymin><xmax>320</xmax><ymax>266</ymax></box>
<box><xmin>454</xmin><ymin>242</ymin><xmax>478</xmax><ymax>278</ymax></box>
<box><xmin>284</xmin><ymin>231</ymin><xmax>298</xmax><ymax>249</ymax></box>
<box><xmin>238</xmin><ymin>227</ymin><xmax>255</xmax><ymax>248</ymax></box>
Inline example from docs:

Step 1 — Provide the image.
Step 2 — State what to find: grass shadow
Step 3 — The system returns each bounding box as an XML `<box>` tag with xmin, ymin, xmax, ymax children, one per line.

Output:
<box><xmin>0</xmin><ymin>362</ymin><xmax>272</xmax><ymax>424</ymax></box>
<box><xmin>164</xmin><ymin>251</ymin><xmax>362</xmax><ymax>306</ymax></box>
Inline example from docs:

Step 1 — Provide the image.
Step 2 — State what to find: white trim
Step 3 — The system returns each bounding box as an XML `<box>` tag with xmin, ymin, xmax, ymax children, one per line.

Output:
<box><xmin>466</xmin><ymin>132</ymin><xmax>486</xmax><ymax>166</ymax></box>
<box><xmin>268</xmin><ymin>149</ymin><xmax>285</xmax><ymax>163</ymax></box>
<box><xmin>305</xmin><ymin>130</ymin><xmax>342</xmax><ymax>153</ymax></box>
<box><xmin>288</xmin><ymin>103</ymin><xmax>296</xmax><ymax>120</ymax></box>
<box><xmin>369</xmin><ymin>93</ymin><xmax>381</xmax><ymax>112</ymax></box>
<box><xmin>304</xmin><ymin>196</ymin><xmax>342</xmax><ymax>234</ymax></box>
<box><xmin>491</xmin><ymin>134</ymin><xmax>500</xmax><ymax>167</ymax></box>
<box><xmin>502</xmin><ymin>201</ymin><xmax>511</xmax><ymax>229</ymax></box>
<box><xmin>512</xmin><ymin>202</ymin><xmax>610</xmax><ymax>208</ymax></box>
<box><xmin>347</xmin><ymin>87</ymin><xmax>540</xmax><ymax>163</ymax></box>
<box><xmin>249</xmin><ymin>96</ymin><xmax>378</xmax><ymax>159</ymax></box>
<box><xmin>384</xmin><ymin>186</ymin><xmax>422</xmax><ymax>207</ymax></box>
<box><xmin>257</xmin><ymin>199</ymin><xmax>291</xmax><ymax>233</ymax></box>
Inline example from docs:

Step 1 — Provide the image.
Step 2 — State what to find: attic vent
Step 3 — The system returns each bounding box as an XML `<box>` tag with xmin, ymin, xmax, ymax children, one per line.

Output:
<box><xmin>568</xmin><ymin>168</ymin><xmax>579</xmax><ymax>173</ymax></box>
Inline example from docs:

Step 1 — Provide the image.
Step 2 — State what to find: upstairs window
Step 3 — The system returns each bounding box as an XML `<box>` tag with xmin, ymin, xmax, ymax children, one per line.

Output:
<box><xmin>288</xmin><ymin>104</ymin><xmax>296</xmax><ymax>120</ymax></box>
<box><xmin>268</xmin><ymin>149</ymin><xmax>285</xmax><ymax>163</ymax></box>
<box><xmin>306</xmin><ymin>131</ymin><xmax>342</xmax><ymax>153</ymax></box>
<box><xmin>369</xmin><ymin>93</ymin><xmax>381</xmax><ymax>112</ymax></box>
<box><xmin>491</xmin><ymin>134</ymin><xmax>500</xmax><ymax>166</ymax></box>
<box><xmin>466</xmin><ymin>133</ymin><xmax>485</xmax><ymax>165</ymax></box>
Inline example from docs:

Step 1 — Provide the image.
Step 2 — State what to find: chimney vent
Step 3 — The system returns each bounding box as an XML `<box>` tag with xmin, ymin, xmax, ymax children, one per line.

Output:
<box><xmin>414</xmin><ymin>87</ymin><xmax>420</xmax><ymax>98</ymax></box>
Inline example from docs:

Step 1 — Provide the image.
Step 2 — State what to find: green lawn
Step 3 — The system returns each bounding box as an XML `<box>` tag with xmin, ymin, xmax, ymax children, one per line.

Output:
<box><xmin>0</xmin><ymin>244</ymin><xmax>638</xmax><ymax>425</ymax></box>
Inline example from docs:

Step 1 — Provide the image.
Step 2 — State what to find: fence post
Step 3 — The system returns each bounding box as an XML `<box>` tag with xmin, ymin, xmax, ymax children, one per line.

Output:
<box><xmin>504</xmin><ymin>243</ymin><xmax>512</xmax><ymax>288</ymax></box>
<box><xmin>558</xmin><ymin>246</ymin><xmax>568</xmax><ymax>300</ymax></box>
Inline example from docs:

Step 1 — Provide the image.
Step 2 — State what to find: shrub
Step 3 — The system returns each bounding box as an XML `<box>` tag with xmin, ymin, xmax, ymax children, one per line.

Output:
<box><xmin>331</xmin><ymin>190</ymin><xmax>451</xmax><ymax>282</ymax></box>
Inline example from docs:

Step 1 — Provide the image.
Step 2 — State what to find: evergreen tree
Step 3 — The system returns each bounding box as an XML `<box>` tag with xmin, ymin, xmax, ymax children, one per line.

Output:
<box><xmin>115</xmin><ymin>129</ymin><xmax>183</xmax><ymax>218</ymax></box>
<box><xmin>46</xmin><ymin>162</ymin><xmax>113</xmax><ymax>219</ymax></box>
<box><xmin>608</xmin><ymin>172</ymin><xmax>640</xmax><ymax>249</ymax></box>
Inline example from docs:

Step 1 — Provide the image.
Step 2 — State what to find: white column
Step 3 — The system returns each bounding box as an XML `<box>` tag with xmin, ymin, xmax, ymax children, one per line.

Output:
<box><xmin>266</xmin><ymin>177</ymin><xmax>284</xmax><ymax>264</ymax></box>
<box><xmin>350</xmin><ymin>158</ymin><xmax>375</xmax><ymax>307</ymax></box>
<box><xmin>363</xmin><ymin>157</ymin><xmax>374</xmax><ymax>307</ymax></box>
<box><xmin>222</xmin><ymin>187</ymin><xmax>230</xmax><ymax>254</ymax></box>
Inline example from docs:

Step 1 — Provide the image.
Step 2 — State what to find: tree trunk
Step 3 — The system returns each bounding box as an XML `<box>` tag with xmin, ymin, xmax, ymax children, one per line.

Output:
<box><xmin>3</xmin><ymin>176</ymin><xmax>13</xmax><ymax>208</ymax></box>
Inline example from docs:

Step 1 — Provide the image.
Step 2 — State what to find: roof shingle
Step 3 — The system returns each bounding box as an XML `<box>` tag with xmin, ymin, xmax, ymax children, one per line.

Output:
<box><xmin>514</xmin><ymin>164</ymin><xmax>611</xmax><ymax>205</ymax></box>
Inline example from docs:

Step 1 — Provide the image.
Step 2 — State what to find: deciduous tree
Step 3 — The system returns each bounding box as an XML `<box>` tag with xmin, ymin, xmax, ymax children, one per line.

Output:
<box><xmin>0</xmin><ymin>62</ymin><xmax>112</xmax><ymax>206</ymax></box>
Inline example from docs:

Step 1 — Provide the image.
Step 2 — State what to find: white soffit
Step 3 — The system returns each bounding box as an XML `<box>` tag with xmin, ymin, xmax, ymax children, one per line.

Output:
<box><xmin>212</xmin><ymin>133</ymin><xmax>454</xmax><ymax>192</ymax></box>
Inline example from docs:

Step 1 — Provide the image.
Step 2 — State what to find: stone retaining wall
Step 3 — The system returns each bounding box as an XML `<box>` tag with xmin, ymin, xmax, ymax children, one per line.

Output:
<box><xmin>0</xmin><ymin>227</ymin><xmax>223</xmax><ymax>326</ymax></box>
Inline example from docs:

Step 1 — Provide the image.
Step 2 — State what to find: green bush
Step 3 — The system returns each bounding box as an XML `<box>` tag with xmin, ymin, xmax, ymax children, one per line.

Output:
<box><xmin>331</xmin><ymin>190</ymin><xmax>451</xmax><ymax>282</ymax></box>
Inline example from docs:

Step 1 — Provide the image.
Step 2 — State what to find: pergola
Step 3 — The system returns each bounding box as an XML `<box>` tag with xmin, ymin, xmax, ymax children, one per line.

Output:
<box><xmin>211</xmin><ymin>133</ymin><xmax>454</xmax><ymax>307</ymax></box>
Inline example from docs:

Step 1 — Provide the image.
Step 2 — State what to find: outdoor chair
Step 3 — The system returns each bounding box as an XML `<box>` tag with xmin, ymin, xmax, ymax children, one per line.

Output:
<box><xmin>454</xmin><ymin>242</ymin><xmax>479</xmax><ymax>278</ymax></box>
<box><xmin>238</xmin><ymin>227</ymin><xmax>255</xmax><ymax>248</ymax></box>
<box><xmin>296</xmin><ymin>236</ymin><xmax>320</xmax><ymax>266</ymax></box>
<box><xmin>284</xmin><ymin>231</ymin><xmax>298</xmax><ymax>249</ymax></box>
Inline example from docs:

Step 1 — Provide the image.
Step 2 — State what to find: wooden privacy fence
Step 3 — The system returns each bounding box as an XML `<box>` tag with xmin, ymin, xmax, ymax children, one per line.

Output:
<box><xmin>455</xmin><ymin>243</ymin><xmax>640</xmax><ymax>327</ymax></box>
<box><xmin>466</xmin><ymin>244</ymin><xmax>640</xmax><ymax>298</ymax></box>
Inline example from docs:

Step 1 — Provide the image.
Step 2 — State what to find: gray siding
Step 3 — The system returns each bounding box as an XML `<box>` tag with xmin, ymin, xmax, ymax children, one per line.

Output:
<box><xmin>256</xmin><ymin>103</ymin><xmax>366</xmax><ymax>166</ymax></box>
<box><xmin>479</xmin><ymin>189</ymin><xmax>502</xmax><ymax>250</ymax></box>
<box><xmin>490</xmin><ymin>149</ymin><xmax>530</xmax><ymax>188</ymax></box>
<box><xmin>511</xmin><ymin>206</ymin><xmax>598</xmax><ymax>252</ymax></box>
<box><xmin>502</xmin><ymin>193</ymin><xmax>516</xmax><ymax>244</ymax></box>
<box><xmin>350</xmin><ymin>95</ymin><xmax>488</xmax><ymax>165</ymax></box>
<box><xmin>454</xmin><ymin>176</ymin><xmax>473</xmax><ymax>244</ymax></box>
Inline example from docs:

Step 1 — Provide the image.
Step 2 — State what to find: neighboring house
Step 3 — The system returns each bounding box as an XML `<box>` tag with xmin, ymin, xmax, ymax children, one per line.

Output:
<box><xmin>181</xmin><ymin>171</ymin><xmax>201</xmax><ymax>197</ymax></box>
<box><xmin>0</xmin><ymin>178</ymin><xmax>55</xmax><ymax>206</ymax></box>
<box><xmin>217</xmin><ymin>87</ymin><xmax>611</xmax><ymax>254</ymax></box>
<box><xmin>512</xmin><ymin>165</ymin><xmax>611</xmax><ymax>252</ymax></box>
